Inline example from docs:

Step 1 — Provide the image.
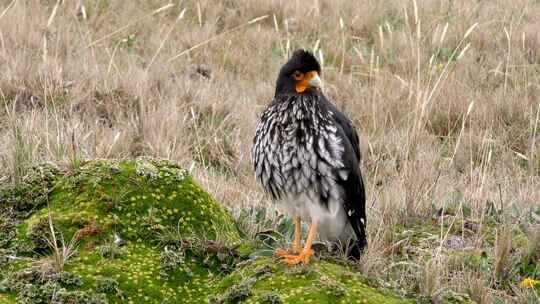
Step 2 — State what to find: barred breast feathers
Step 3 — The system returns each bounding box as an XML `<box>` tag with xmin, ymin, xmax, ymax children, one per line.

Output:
<box><xmin>252</xmin><ymin>94</ymin><xmax>348</xmax><ymax>206</ymax></box>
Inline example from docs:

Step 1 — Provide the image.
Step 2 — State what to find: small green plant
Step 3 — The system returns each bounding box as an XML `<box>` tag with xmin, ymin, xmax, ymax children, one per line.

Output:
<box><xmin>18</xmin><ymin>281</ymin><xmax>57</xmax><ymax>304</ymax></box>
<box><xmin>95</xmin><ymin>277</ymin><xmax>120</xmax><ymax>295</ymax></box>
<box><xmin>0</xmin><ymin>163</ymin><xmax>59</xmax><ymax>217</ymax></box>
<box><xmin>97</xmin><ymin>236</ymin><xmax>124</xmax><ymax>259</ymax></box>
<box><xmin>156</xmin><ymin>225</ymin><xmax>185</xmax><ymax>247</ymax></box>
<box><xmin>317</xmin><ymin>275</ymin><xmax>346</xmax><ymax>297</ymax></box>
<box><xmin>0</xmin><ymin>216</ymin><xmax>15</xmax><ymax>248</ymax></box>
<box><xmin>58</xmin><ymin>272</ymin><xmax>84</xmax><ymax>287</ymax></box>
<box><xmin>209</xmin><ymin>277</ymin><xmax>256</xmax><ymax>304</ymax></box>
<box><xmin>257</xmin><ymin>292</ymin><xmax>283</xmax><ymax>304</ymax></box>
<box><xmin>159</xmin><ymin>248</ymin><xmax>189</xmax><ymax>278</ymax></box>
<box><xmin>233</xmin><ymin>205</ymin><xmax>299</xmax><ymax>257</ymax></box>
<box><xmin>54</xmin><ymin>290</ymin><xmax>107</xmax><ymax>304</ymax></box>
<box><xmin>27</xmin><ymin>216</ymin><xmax>56</xmax><ymax>251</ymax></box>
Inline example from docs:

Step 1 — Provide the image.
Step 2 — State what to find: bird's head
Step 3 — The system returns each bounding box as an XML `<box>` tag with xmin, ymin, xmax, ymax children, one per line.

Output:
<box><xmin>275</xmin><ymin>49</ymin><xmax>322</xmax><ymax>96</ymax></box>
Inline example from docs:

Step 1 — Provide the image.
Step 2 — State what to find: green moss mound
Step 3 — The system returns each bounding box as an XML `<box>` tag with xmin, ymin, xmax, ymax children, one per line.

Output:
<box><xmin>0</xmin><ymin>159</ymin><xmax>241</xmax><ymax>303</ymax></box>
<box><xmin>13</xmin><ymin>159</ymin><xmax>240</xmax><ymax>252</ymax></box>
<box><xmin>209</xmin><ymin>257</ymin><xmax>414</xmax><ymax>304</ymax></box>
<box><xmin>0</xmin><ymin>159</ymin><xmax>418</xmax><ymax>303</ymax></box>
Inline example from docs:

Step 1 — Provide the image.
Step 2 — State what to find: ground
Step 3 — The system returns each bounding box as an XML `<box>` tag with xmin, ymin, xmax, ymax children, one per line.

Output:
<box><xmin>0</xmin><ymin>160</ymin><xmax>418</xmax><ymax>303</ymax></box>
<box><xmin>210</xmin><ymin>257</ymin><xmax>418</xmax><ymax>304</ymax></box>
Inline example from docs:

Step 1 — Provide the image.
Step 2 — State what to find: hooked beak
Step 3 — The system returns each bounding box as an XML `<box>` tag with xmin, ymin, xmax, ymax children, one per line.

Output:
<box><xmin>309</xmin><ymin>74</ymin><xmax>322</xmax><ymax>90</ymax></box>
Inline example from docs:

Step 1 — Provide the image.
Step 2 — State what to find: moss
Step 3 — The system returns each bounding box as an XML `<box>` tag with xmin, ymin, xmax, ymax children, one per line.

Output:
<box><xmin>257</xmin><ymin>292</ymin><xmax>283</xmax><ymax>304</ymax></box>
<box><xmin>12</xmin><ymin>159</ymin><xmax>240</xmax><ymax>252</ymax></box>
<box><xmin>58</xmin><ymin>272</ymin><xmax>84</xmax><ymax>287</ymax></box>
<box><xmin>54</xmin><ymin>290</ymin><xmax>107</xmax><ymax>304</ymax></box>
<box><xmin>0</xmin><ymin>222</ymin><xmax>15</xmax><ymax>250</ymax></box>
<box><xmin>18</xmin><ymin>282</ymin><xmax>57</xmax><ymax>304</ymax></box>
<box><xmin>0</xmin><ymin>159</ymin><xmax>416</xmax><ymax>303</ymax></box>
<box><xmin>95</xmin><ymin>277</ymin><xmax>120</xmax><ymax>295</ymax></box>
<box><xmin>0</xmin><ymin>266</ymin><xmax>104</xmax><ymax>304</ymax></box>
<box><xmin>96</xmin><ymin>243</ymin><xmax>124</xmax><ymax>259</ymax></box>
<box><xmin>210</xmin><ymin>257</ymin><xmax>415</xmax><ymax>304</ymax></box>
<box><xmin>209</xmin><ymin>277</ymin><xmax>257</xmax><ymax>303</ymax></box>
<box><xmin>159</xmin><ymin>248</ymin><xmax>189</xmax><ymax>278</ymax></box>
<box><xmin>0</xmin><ymin>163</ymin><xmax>60</xmax><ymax>218</ymax></box>
<box><xmin>0</xmin><ymin>294</ymin><xmax>17</xmax><ymax>304</ymax></box>
<box><xmin>317</xmin><ymin>275</ymin><xmax>347</xmax><ymax>298</ymax></box>
<box><xmin>0</xmin><ymin>159</ymin><xmax>241</xmax><ymax>303</ymax></box>
<box><xmin>25</xmin><ymin>216</ymin><xmax>54</xmax><ymax>252</ymax></box>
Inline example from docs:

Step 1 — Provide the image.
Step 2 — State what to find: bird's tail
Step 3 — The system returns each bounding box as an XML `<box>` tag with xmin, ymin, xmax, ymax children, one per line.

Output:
<box><xmin>346</xmin><ymin>237</ymin><xmax>366</xmax><ymax>260</ymax></box>
<box><xmin>346</xmin><ymin>218</ymin><xmax>367</xmax><ymax>260</ymax></box>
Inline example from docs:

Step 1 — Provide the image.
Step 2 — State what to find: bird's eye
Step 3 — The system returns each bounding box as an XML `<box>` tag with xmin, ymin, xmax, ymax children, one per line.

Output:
<box><xmin>292</xmin><ymin>71</ymin><xmax>303</xmax><ymax>80</ymax></box>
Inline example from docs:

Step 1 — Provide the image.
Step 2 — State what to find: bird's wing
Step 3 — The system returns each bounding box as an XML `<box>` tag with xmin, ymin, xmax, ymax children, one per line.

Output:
<box><xmin>331</xmin><ymin>106</ymin><xmax>361</xmax><ymax>162</ymax></box>
<box><xmin>323</xmin><ymin>98</ymin><xmax>367</xmax><ymax>254</ymax></box>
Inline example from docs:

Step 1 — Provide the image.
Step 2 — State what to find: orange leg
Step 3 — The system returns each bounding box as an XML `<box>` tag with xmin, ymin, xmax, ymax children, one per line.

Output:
<box><xmin>281</xmin><ymin>220</ymin><xmax>318</xmax><ymax>265</ymax></box>
<box><xmin>293</xmin><ymin>216</ymin><xmax>302</xmax><ymax>253</ymax></box>
<box><xmin>275</xmin><ymin>217</ymin><xmax>302</xmax><ymax>257</ymax></box>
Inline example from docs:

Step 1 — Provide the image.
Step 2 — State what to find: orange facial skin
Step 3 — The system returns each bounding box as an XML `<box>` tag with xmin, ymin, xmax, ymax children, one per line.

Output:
<box><xmin>294</xmin><ymin>70</ymin><xmax>319</xmax><ymax>93</ymax></box>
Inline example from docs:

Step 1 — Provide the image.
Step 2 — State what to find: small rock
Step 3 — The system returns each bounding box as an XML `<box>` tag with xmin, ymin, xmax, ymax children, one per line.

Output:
<box><xmin>113</xmin><ymin>233</ymin><xmax>126</xmax><ymax>247</ymax></box>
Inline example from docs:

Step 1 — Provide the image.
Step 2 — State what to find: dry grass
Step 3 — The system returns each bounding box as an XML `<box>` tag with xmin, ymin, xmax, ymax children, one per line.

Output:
<box><xmin>36</xmin><ymin>209</ymin><xmax>79</xmax><ymax>274</ymax></box>
<box><xmin>1</xmin><ymin>0</ymin><xmax>539</xmax><ymax>301</ymax></box>
<box><xmin>492</xmin><ymin>227</ymin><xmax>513</xmax><ymax>285</ymax></box>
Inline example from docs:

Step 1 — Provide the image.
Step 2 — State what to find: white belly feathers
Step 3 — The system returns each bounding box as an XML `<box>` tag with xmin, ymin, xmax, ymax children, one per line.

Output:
<box><xmin>279</xmin><ymin>190</ymin><xmax>351</xmax><ymax>241</ymax></box>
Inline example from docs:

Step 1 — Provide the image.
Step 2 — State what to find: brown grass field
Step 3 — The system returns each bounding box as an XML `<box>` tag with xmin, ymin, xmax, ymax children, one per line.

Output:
<box><xmin>1</xmin><ymin>0</ymin><xmax>539</xmax><ymax>302</ymax></box>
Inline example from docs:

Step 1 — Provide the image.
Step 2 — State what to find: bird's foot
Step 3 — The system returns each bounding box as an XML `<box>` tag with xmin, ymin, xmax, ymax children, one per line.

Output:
<box><xmin>275</xmin><ymin>248</ymin><xmax>290</xmax><ymax>257</ymax></box>
<box><xmin>280</xmin><ymin>249</ymin><xmax>314</xmax><ymax>265</ymax></box>
<box><xmin>274</xmin><ymin>245</ymin><xmax>301</xmax><ymax>257</ymax></box>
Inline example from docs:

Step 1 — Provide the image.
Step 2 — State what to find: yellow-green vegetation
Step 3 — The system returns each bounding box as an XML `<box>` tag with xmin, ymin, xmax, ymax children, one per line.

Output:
<box><xmin>22</xmin><ymin>158</ymin><xmax>240</xmax><ymax>248</ymax></box>
<box><xmin>0</xmin><ymin>159</ymin><xmax>243</xmax><ymax>303</ymax></box>
<box><xmin>0</xmin><ymin>160</ymin><xmax>419</xmax><ymax>303</ymax></box>
<box><xmin>209</xmin><ymin>257</ymin><xmax>415</xmax><ymax>304</ymax></box>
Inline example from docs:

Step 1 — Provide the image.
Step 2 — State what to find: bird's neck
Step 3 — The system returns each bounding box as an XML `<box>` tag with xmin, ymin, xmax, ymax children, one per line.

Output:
<box><xmin>274</xmin><ymin>91</ymin><xmax>321</xmax><ymax>101</ymax></box>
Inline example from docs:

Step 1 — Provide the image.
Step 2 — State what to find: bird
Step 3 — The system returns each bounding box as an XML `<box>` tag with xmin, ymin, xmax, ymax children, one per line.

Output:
<box><xmin>252</xmin><ymin>49</ymin><xmax>367</xmax><ymax>265</ymax></box>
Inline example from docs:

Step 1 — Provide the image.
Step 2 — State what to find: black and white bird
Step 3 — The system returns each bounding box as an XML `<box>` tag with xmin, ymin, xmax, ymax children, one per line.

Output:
<box><xmin>252</xmin><ymin>49</ymin><xmax>367</xmax><ymax>265</ymax></box>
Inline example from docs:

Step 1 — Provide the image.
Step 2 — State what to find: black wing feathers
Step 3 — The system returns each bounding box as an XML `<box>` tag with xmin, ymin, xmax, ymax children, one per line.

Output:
<box><xmin>323</xmin><ymin>97</ymin><xmax>367</xmax><ymax>256</ymax></box>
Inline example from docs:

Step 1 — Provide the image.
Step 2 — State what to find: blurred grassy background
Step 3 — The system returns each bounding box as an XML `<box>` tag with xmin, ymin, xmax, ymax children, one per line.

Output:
<box><xmin>0</xmin><ymin>0</ymin><xmax>539</xmax><ymax>302</ymax></box>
